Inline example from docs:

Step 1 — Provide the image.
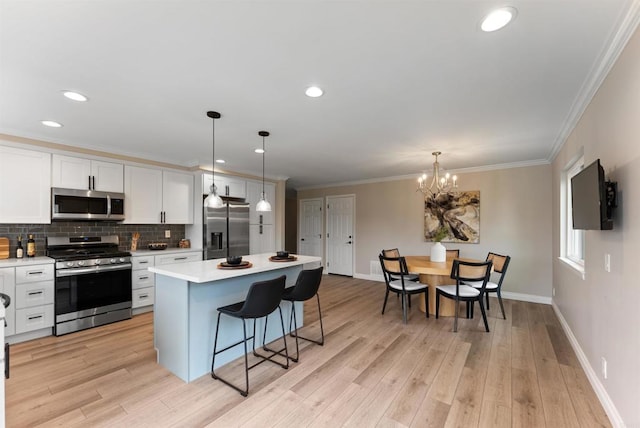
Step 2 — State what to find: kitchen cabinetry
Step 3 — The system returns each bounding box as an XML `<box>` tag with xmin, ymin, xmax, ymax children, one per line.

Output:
<box><xmin>131</xmin><ymin>250</ymin><xmax>202</xmax><ymax>311</ymax></box>
<box><xmin>246</xmin><ymin>180</ymin><xmax>276</xmax><ymax>254</ymax></box>
<box><xmin>124</xmin><ymin>166</ymin><xmax>194</xmax><ymax>224</ymax></box>
<box><xmin>13</xmin><ymin>264</ymin><xmax>54</xmax><ymax>335</ymax></box>
<box><xmin>132</xmin><ymin>255</ymin><xmax>155</xmax><ymax>311</ymax></box>
<box><xmin>203</xmin><ymin>173</ymin><xmax>246</xmax><ymax>199</ymax></box>
<box><xmin>0</xmin><ymin>268</ymin><xmax>15</xmax><ymax>337</ymax></box>
<box><xmin>0</xmin><ymin>145</ymin><xmax>51</xmax><ymax>224</ymax></box>
<box><xmin>249</xmin><ymin>224</ymin><xmax>275</xmax><ymax>254</ymax></box>
<box><xmin>52</xmin><ymin>154</ymin><xmax>123</xmax><ymax>192</ymax></box>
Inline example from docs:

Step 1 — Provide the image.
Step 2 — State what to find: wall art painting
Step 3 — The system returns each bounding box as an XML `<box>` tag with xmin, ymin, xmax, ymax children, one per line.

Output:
<box><xmin>424</xmin><ymin>191</ymin><xmax>480</xmax><ymax>243</ymax></box>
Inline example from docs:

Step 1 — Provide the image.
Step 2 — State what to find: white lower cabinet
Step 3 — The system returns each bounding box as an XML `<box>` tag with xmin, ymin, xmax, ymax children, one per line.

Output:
<box><xmin>132</xmin><ymin>287</ymin><xmax>155</xmax><ymax>308</ymax></box>
<box><xmin>13</xmin><ymin>263</ymin><xmax>55</xmax><ymax>335</ymax></box>
<box><xmin>0</xmin><ymin>268</ymin><xmax>16</xmax><ymax>337</ymax></box>
<box><xmin>15</xmin><ymin>306</ymin><xmax>54</xmax><ymax>335</ymax></box>
<box><xmin>131</xmin><ymin>251</ymin><xmax>202</xmax><ymax>310</ymax></box>
<box><xmin>132</xmin><ymin>255</ymin><xmax>155</xmax><ymax>310</ymax></box>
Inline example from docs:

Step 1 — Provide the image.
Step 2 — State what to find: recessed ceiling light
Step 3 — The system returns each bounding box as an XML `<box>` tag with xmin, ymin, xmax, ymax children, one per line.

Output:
<box><xmin>216</xmin><ymin>159</ymin><xmax>225</xmax><ymax>164</ymax></box>
<box><xmin>41</xmin><ymin>120</ymin><xmax>63</xmax><ymax>128</ymax></box>
<box><xmin>305</xmin><ymin>86</ymin><xmax>323</xmax><ymax>98</ymax></box>
<box><xmin>255</xmin><ymin>148</ymin><xmax>265</xmax><ymax>154</ymax></box>
<box><xmin>481</xmin><ymin>7</ymin><xmax>517</xmax><ymax>32</ymax></box>
<box><xmin>62</xmin><ymin>90</ymin><xmax>88</xmax><ymax>102</ymax></box>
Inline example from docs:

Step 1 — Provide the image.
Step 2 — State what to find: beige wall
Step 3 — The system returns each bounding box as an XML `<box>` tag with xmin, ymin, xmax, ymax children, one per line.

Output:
<box><xmin>552</xmin><ymin>23</ymin><xmax>640</xmax><ymax>427</ymax></box>
<box><xmin>298</xmin><ymin>163</ymin><xmax>553</xmax><ymax>299</ymax></box>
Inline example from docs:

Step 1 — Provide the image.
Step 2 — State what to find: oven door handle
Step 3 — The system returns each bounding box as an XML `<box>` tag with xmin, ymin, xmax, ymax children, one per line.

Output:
<box><xmin>56</xmin><ymin>263</ymin><xmax>132</xmax><ymax>277</ymax></box>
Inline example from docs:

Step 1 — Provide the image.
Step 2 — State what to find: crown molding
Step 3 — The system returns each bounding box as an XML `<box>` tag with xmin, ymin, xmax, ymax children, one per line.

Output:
<box><xmin>548</xmin><ymin>0</ymin><xmax>640</xmax><ymax>162</ymax></box>
<box><xmin>296</xmin><ymin>158</ymin><xmax>549</xmax><ymax>191</ymax></box>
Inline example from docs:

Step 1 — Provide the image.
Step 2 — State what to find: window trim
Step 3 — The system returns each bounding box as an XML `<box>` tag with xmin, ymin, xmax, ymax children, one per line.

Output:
<box><xmin>560</xmin><ymin>153</ymin><xmax>585</xmax><ymax>278</ymax></box>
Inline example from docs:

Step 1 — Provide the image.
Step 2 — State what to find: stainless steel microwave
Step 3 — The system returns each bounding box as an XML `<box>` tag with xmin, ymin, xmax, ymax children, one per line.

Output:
<box><xmin>51</xmin><ymin>188</ymin><xmax>125</xmax><ymax>221</ymax></box>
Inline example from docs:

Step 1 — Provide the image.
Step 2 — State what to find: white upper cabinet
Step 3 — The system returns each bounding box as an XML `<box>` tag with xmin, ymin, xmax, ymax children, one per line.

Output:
<box><xmin>0</xmin><ymin>145</ymin><xmax>51</xmax><ymax>224</ymax></box>
<box><xmin>203</xmin><ymin>173</ymin><xmax>246</xmax><ymax>199</ymax></box>
<box><xmin>52</xmin><ymin>154</ymin><xmax>123</xmax><ymax>192</ymax></box>
<box><xmin>249</xmin><ymin>224</ymin><xmax>276</xmax><ymax>254</ymax></box>
<box><xmin>162</xmin><ymin>170</ymin><xmax>194</xmax><ymax>224</ymax></box>
<box><xmin>124</xmin><ymin>166</ymin><xmax>163</xmax><ymax>224</ymax></box>
<box><xmin>246</xmin><ymin>180</ymin><xmax>275</xmax><ymax>225</ymax></box>
<box><xmin>124</xmin><ymin>165</ymin><xmax>193</xmax><ymax>224</ymax></box>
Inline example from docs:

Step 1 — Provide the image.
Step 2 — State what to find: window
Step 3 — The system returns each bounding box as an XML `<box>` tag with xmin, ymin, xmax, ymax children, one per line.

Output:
<box><xmin>562</xmin><ymin>155</ymin><xmax>585</xmax><ymax>270</ymax></box>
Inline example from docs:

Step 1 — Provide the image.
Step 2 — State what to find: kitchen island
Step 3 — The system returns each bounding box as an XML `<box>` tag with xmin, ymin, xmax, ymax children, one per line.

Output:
<box><xmin>149</xmin><ymin>253</ymin><xmax>322</xmax><ymax>382</ymax></box>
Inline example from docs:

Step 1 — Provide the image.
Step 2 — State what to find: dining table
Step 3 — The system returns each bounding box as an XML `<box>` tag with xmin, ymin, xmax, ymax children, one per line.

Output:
<box><xmin>404</xmin><ymin>255</ymin><xmax>464</xmax><ymax>317</ymax></box>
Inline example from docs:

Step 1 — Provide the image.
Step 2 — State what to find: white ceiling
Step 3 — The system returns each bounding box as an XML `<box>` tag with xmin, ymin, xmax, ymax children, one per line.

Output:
<box><xmin>1</xmin><ymin>1</ymin><xmax>639</xmax><ymax>189</ymax></box>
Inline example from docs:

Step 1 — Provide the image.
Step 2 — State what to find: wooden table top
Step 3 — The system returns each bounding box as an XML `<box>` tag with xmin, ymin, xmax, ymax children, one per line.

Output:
<box><xmin>404</xmin><ymin>256</ymin><xmax>452</xmax><ymax>276</ymax></box>
<box><xmin>404</xmin><ymin>256</ymin><xmax>482</xmax><ymax>276</ymax></box>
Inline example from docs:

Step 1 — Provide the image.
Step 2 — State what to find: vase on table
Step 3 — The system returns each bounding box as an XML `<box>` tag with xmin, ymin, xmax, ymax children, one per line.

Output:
<box><xmin>430</xmin><ymin>241</ymin><xmax>446</xmax><ymax>262</ymax></box>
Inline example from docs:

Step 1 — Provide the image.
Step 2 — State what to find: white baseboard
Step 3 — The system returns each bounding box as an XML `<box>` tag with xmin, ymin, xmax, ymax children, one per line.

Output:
<box><xmin>354</xmin><ymin>273</ymin><xmax>384</xmax><ymax>282</ymax></box>
<box><xmin>7</xmin><ymin>327</ymin><xmax>53</xmax><ymax>344</ymax></box>
<box><xmin>552</xmin><ymin>302</ymin><xmax>624</xmax><ymax>428</ymax></box>
<box><xmin>501</xmin><ymin>291</ymin><xmax>552</xmax><ymax>305</ymax></box>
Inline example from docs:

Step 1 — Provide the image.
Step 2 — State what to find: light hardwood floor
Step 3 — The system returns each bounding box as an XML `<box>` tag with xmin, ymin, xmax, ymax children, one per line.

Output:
<box><xmin>6</xmin><ymin>275</ymin><xmax>611</xmax><ymax>427</ymax></box>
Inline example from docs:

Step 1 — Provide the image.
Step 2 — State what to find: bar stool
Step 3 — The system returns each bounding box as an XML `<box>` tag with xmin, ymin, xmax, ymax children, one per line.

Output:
<box><xmin>281</xmin><ymin>266</ymin><xmax>324</xmax><ymax>362</ymax></box>
<box><xmin>210</xmin><ymin>275</ymin><xmax>289</xmax><ymax>397</ymax></box>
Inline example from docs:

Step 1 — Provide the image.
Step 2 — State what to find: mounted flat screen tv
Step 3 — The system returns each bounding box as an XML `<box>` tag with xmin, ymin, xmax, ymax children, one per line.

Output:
<box><xmin>571</xmin><ymin>159</ymin><xmax>616</xmax><ymax>230</ymax></box>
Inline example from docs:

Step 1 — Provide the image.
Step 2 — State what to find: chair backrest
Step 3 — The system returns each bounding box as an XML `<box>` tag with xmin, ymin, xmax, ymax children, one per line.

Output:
<box><xmin>446</xmin><ymin>249</ymin><xmax>460</xmax><ymax>260</ymax></box>
<box><xmin>381</xmin><ymin>248</ymin><xmax>400</xmax><ymax>258</ymax></box>
<box><xmin>450</xmin><ymin>259</ymin><xmax>493</xmax><ymax>293</ymax></box>
<box><xmin>486</xmin><ymin>252</ymin><xmax>511</xmax><ymax>286</ymax></box>
<box><xmin>287</xmin><ymin>266</ymin><xmax>323</xmax><ymax>301</ymax></box>
<box><xmin>237</xmin><ymin>275</ymin><xmax>286</xmax><ymax>319</ymax></box>
<box><xmin>379</xmin><ymin>254</ymin><xmax>410</xmax><ymax>283</ymax></box>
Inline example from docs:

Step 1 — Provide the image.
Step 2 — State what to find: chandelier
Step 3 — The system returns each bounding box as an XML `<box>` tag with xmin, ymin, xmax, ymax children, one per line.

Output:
<box><xmin>417</xmin><ymin>151</ymin><xmax>458</xmax><ymax>197</ymax></box>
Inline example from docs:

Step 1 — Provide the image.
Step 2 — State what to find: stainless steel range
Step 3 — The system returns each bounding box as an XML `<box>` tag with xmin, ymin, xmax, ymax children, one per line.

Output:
<box><xmin>47</xmin><ymin>236</ymin><xmax>132</xmax><ymax>336</ymax></box>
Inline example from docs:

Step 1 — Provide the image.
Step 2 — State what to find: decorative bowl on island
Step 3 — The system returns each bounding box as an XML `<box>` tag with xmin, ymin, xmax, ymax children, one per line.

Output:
<box><xmin>226</xmin><ymin>256</ymin><xmax>243</xmax><ymax>265</ymax></box>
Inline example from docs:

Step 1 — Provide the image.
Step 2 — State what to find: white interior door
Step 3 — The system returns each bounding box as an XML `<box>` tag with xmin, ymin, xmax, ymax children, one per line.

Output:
<box><xmin>298</xmin><ymin>198</ymin><xmax>323</xmax><ymax>259</ymax></box>
<box><xmin>326</xmin><ymin>195</ymin><xmax>354</xmax><ymax>276</ymax></box>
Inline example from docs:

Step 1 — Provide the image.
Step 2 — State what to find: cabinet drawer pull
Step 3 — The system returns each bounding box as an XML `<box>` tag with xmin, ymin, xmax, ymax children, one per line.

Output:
<box><xmin>138</xmin><ymin>276</ymin><xmax>149</xmax><ymax>280</ymax></box>
<box><xmin>139</xmin><ymin>294</ymin><xmax>149</xmax><ymax>299</ymax></box>
<box><xmin>174</xmin><ymin>257</ymin><xmax>187</xmax><ymax>261</ymax></box>
<box><xmin>139</xmin><ymin>261</ymin><xmax>149</xmax><ymax>264</ymax></box>
<box><xmin>28</xmin><ymin>315</ymin><xmax>43</xmax><ymax>321</ymax></box>
<box><xmin>27</xmin><ymin>291</ymin><xmax>43</xmax><ymax>296</ymax></box>
<box><xmin>27</xmin><ymin>271</ymin><xmax>44</xmax><ymax>275</ymax></box>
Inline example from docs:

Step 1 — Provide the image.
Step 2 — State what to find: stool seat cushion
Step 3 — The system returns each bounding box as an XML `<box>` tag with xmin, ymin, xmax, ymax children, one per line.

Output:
<box><xmin>217</xmin><ymin>301</ymin><xmax>245</xmax><ymax>317</ymax></box>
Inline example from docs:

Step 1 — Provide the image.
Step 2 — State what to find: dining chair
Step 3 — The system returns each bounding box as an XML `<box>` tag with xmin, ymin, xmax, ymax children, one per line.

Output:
<box><xmin>379</xmin><ymin>254</ymin><xmax>429</xmax><ymax>324</ymax></box>
<box><xmin>211</xmin><ymin>275</ymin><xmax>289</xmax><ymax>396</ymax></box>
<box><xmin>464</xmin><ymin>252</ymin><xmax>511</xmax><ymax>319</ymax></box>
<box><xmin>381</xmin><ymin>248</ymin><xmax>419</xmax><ymax>282</ymax></box>
<box><xmin>446</xmin><ymin>249</ymin><xmax>460</xmax><ymax>260</ymax></box>
<box><xmin>435</xmin><ymin>259</ymin><xmax>493</xmax><ymax>332</ymax></box>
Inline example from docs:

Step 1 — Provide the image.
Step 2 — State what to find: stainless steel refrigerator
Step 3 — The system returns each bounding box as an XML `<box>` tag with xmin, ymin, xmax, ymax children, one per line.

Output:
<box><xmin>204</xmin><ymin>200</ymin><xmax>250</xmax><ymax>260</ymax></box>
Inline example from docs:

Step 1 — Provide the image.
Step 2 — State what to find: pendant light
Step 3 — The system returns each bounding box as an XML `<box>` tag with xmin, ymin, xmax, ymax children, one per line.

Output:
<box><xmin>204</xmin><ymin>111</ymin><xmax>224</xmax><ymax>208</ymax></box>
<box><xmin>255</xmin><ymin>131</ymin><xmax>272</xmax><ymax>212</ymax></box>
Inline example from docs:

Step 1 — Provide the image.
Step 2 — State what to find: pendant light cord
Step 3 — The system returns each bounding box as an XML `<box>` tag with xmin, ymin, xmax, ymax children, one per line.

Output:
<box><xmin>206</xmin><ymin>111</ymin><xmax>221</xmax><ymax>189</ymax></box>
<box><xmin>262</xmin><ymin>134</ymin><xmax>266</xmax><ymax>195</ymax></box>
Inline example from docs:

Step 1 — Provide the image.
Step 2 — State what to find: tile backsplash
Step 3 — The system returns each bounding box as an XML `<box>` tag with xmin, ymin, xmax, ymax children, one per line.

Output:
<box><xmin>0</xmin><ymin>222</ymin><xmax>187</xmax><ymax>257</ymax></box>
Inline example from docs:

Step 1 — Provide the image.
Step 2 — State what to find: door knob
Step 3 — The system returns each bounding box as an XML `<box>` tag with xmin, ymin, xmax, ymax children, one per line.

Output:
<box><xmin>301</xmin><ymin>238</ymin><xmax>305</xmax><ymax>241</ymax></box>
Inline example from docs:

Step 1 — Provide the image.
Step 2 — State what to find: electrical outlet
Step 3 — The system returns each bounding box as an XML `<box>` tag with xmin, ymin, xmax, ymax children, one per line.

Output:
<box><xmin>165</xmin><ymin>230</ymin><xmax>171</xmax><ymax>238</ymax></box>
<box><xmin>552</xmin><ymin>287</ymin><xmax>556</xmax><ymax>297</ymax></box>
<box><xmin>602</xmin><ymin>357</ymin><xmax>608</xmax><ymax>379</ymax></box>
<box><xmin>605</xmin><ymin>254</ymin><xmax>611</xmax><ymax>272</ymax></box>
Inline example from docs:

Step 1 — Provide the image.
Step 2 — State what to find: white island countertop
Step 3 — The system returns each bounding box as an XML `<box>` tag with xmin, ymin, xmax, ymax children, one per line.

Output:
<box><xmin>149</xmin><ymin>253</ymin><xmax>321</xmax><ymax>283</ymax></box>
